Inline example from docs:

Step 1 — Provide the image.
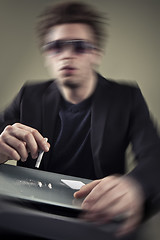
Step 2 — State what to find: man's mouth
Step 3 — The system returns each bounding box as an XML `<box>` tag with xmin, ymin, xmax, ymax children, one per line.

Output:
<box><xmin>60</xmin><ymin>66</ymin><xmax>76</xmax><ymax>71</ymax></box>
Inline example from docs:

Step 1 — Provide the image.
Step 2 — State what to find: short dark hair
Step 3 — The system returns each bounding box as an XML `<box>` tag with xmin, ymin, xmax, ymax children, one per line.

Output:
<box><xmin>36</xmin><ymin>1</ymin><xmax>108</xmax><ymax>49</ymax></box>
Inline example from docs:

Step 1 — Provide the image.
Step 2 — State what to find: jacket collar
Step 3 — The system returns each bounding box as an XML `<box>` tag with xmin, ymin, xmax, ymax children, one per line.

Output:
<box><xmin>41</xmin><ymin>74</ymin><xmax>112</xmax><ymax>175</ymax></box>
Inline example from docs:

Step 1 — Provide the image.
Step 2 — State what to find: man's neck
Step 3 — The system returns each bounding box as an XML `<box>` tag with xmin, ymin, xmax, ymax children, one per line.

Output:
<box><xmin>57</xmin><ymin>73</ymin><xmax>98</xmax><ymax>104</ymax></box>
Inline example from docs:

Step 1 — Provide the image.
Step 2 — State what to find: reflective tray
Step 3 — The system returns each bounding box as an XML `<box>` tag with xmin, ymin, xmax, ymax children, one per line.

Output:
<box><xmin>0</xmin><ymin>164</ymin><xmax>91</xmax><ymax>212</ymax></box>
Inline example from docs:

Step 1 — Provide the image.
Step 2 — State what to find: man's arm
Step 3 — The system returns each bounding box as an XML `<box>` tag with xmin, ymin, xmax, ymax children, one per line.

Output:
<box><xmin>74</xmin><ymin>175</ymin><xmax>144</xmax><ymax>237</ymax></box>
<box><xmin>74</xmin><ymin>86</ymin><xmax>160</xmax><ymax>236</ymax></box>
<box><xmin>0</xmin><ymin>86</ymin><xmax>50</xmax><ymax>164</ymax></box>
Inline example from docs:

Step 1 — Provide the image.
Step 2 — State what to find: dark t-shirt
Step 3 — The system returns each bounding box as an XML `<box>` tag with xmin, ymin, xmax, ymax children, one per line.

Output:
<box><xmin>48</xmin><ymin>95</ymin><xmax>96</xmax><ymax>180</ymax></box>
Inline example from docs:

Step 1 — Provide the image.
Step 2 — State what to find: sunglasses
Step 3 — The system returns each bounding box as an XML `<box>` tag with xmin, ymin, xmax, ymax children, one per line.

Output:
<box><xmin>42</xmin><ymin>40</ymin><xmax>97</xmax><ymax>55</ymax></box>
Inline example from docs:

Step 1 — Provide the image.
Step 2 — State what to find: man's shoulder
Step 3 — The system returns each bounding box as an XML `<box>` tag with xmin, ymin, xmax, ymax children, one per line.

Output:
<box><xmin>97</xmin><ymin>74</ymin><xmax>143</xmax><ymax>103</ymax></box>
<box><xmin>21</xmin><ymin>79</ymin><xmax>57</xmax><ymax>95</ymax></box>
<box><xmin>23</xmin><ymin>79</ymin><xmax>56</xmax><ymax>90</ymax></box>
<box><xmin>98</xmin><ymin>73</ymin><xmax>139</xmax><ymax>91</ymax></box>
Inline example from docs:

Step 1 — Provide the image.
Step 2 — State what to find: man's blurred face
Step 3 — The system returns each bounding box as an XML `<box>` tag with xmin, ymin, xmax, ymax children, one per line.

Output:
<box><xmin>43</xmin><ymin>23</ymin><xmax>100</xmax><ymax>89</ymax></box>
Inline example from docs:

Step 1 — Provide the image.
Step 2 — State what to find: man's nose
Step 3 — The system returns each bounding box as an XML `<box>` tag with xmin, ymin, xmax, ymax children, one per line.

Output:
<box><xmin>60</xmin><ymin>46</ymin><xmax>75</xmax><ymax>59</ymax></box>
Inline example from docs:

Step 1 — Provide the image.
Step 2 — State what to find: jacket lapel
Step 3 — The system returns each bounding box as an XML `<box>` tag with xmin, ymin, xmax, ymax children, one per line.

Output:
<box><xmin>91</xmin><ymin>74</ymin><xmax>112</xmax><ymax>178</ymax></box>
<box><xmin>41</xmin><ymin>81</ymin><xmax>60</xmax><ymax>170</ymax></box>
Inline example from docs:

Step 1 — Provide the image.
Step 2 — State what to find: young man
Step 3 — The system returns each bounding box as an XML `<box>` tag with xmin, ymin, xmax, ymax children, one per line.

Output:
<box><xmin>0</xmin><ymin>2</ymin><xmax>160</xmax><ymax>237</ymax></box>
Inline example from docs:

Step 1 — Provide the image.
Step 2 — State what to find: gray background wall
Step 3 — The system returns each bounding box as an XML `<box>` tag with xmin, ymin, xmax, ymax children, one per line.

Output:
<box><xmin>0</xmin><ymin>0</ymin><xmax>159</xmax><ymax>126</ymax></box>
<box><xmin>0</xmin><ymin>1</ymin><xmax>160</xmax><ymax>238</ymax></box>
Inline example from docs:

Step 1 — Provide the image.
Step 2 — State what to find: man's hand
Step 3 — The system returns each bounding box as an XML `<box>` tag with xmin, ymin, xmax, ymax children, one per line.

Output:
<box><xmin>0</xmin><ymin>123</ymin><xmax>50</xmax><ymax>164</ymax></box>
<box><xmin>74</xmin><ymin>175</ymin><xmax>144</xmax><ymax>237</ymax></box>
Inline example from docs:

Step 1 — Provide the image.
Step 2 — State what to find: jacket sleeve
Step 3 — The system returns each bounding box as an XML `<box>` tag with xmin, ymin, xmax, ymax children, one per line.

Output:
<box><xmin>0</xmin><ymin>86</ymin><xmax>25</xmax><ymax>133</ymax></box>
<box><xmin>127</xmin><ymin>87</ymin><xmax>160</xmax><ymax>217</ymax></box>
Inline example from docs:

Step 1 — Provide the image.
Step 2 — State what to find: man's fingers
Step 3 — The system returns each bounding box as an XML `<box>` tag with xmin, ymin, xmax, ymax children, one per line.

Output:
<box><xmin>84</xmin><ymin>189</ymin><xmax>127</xmax><ymax>214</ymax></box>
<box><xmin>74</xmin><ymin>175</ymin><xmax>119</xmax><ymax>200</ymax></box>
<box><xmin>3</xmin><ymin>125</ymin><xmax>39</xmax><ymax>159</ymax></box>
<box><xmin>0</xmin><ymin>139</ymin><xmax>21</xmax><ymax>161</ymax></box>
<box><xmin>13</xmin><ymin>123</ymin><xmax>49</xmax><ymax>152</ymax></box>
<box><xmin>74</xmin><ymin>179</ymin><xmax>101</xmax><ymax>199</ymax></box>
<box><xmin>81</xmin><ymin>192</ymin><xmax>128</xmax><ymax>224</ymax></box>
<box><xmin>80</xmin><ymin>176</ymin><xmax>120</xmax><ymax>209</ymax></box>
<box><xmin>2</xmin><ymin>135</ymin><xmax>29</xmax><ymax>161</ymax></box>
<box><xmin>0</xmin><ymin>123</ymin><xmax>50</xmax><ymax>163</ymax></box>
<box><xmin>80</xmin><ymin>210</ymin><xmax>111</xmax><ymax>224</ymax></box>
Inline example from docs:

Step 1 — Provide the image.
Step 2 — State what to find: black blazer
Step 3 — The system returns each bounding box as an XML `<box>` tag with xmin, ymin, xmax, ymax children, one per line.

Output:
<box><xmin>0</xmin><ymin>73</ymin><xmax>160</xmax><ymax>215</ymax></box>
